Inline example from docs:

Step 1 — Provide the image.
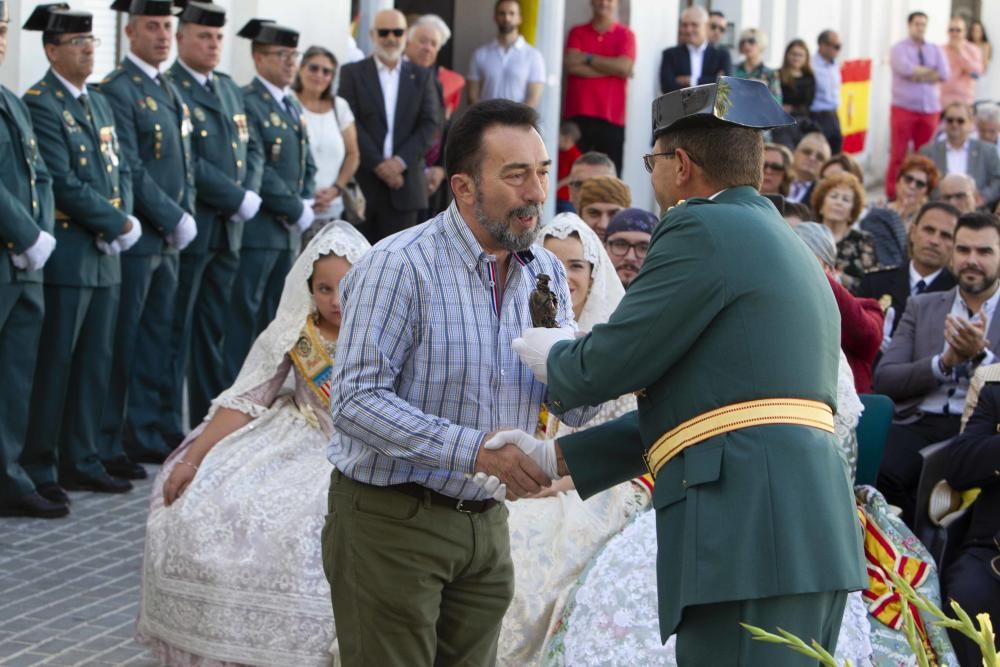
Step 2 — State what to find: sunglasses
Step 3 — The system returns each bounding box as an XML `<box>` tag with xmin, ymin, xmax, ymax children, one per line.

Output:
<box><xmin>740</xmin><ymin>37</ymin><xmax>757</xmax><ymax>46</ymax></box>
<box><xmin>377</xmin><ymin>28</ymin><xmax>405</xmax><ymax>38</ymax></box>
<box><xmin>306</xmin><ymin>63</ymin><xmax>335</xmax><ymax>76</ymax></box>
<box><xmin>948</xmin><ymin>27</ymin><xmax>964</xmax><ymax>33</ymax></box>
<box><xmin>606</xmin><ymin>239</ymin><xmax>650</xmax><ymax>258</ymax></box>
<box><xmin>710</xmin><ymin>23</ymin><xmax>726</xmax><ymax>32</ymax></box>
<box><xmin>945</xmin><ymin>116</ymin><xmax>967</xmax><ymax>125</ymax></box>
<box><xmin>763</xmin><ymin>161</ymin><xmax>786</xmax><ymax>172</ymax></box>
<box><xmin>900</xmin><ymin>173</ymin><xmax>929</xmax><ymax>189</ymax></box>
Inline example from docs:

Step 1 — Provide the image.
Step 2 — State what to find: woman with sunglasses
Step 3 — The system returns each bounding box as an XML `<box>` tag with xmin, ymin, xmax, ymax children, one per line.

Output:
<box><xmin>293</xmin><ymin>46</ymin><xmax>360</xmax><ymax>228</ymax></box>
<box><xmin>941</xmin><ymin>15</ymin><xmax>983</xmax><ymax>109</ymax></box>
<box><xmin>734</xmin><ymin>28</ymin><xmax>781</xmax><ymax>103</ymax></box>
<box><xmin>889</xmin><ymin>154</ymin><xmax>940</xmax><ymax>229</ymax></box>
<box><xmin>760</xmin><ymin>142</ymin><xmax>794</xmax><ymax>196</ymax></box>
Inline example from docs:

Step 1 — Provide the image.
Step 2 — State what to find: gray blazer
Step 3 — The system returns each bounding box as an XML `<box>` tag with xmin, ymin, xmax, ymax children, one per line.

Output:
<box><xmin>919</xmin><ymin>138</ymin><xmax>1000</xmax><ymax>205</ymax></box>
<box><xmin>873</xmin><ymin>287</ymin><xmax>1000</xmax><ymax>420</ymax></box>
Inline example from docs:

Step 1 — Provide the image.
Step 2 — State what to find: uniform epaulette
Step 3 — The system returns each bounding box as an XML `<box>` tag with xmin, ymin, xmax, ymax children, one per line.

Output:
<box><xmin>864</xmin><ymin>264</ymin><xmax>900</xmax><ymax>275</ymax></box>
<box><xmin>214</xmin><ymin>70</ymin><xmax>232</xmax><ymax>81</ymax></box>
<box><xmin>100</xmin><ymin>67</ymin><xmax>125</xmax><ymax>85</ymax></box>
<box><xmin>24</xmin><ymin>88</ymin><xmax>42</xmax><ymax>96</ymax></box>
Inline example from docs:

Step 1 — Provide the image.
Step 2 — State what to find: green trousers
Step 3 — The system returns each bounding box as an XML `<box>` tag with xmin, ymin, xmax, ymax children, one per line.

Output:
<box><xmin>322</xmin><ymin>470</ymin><xmax>514</xmax><ymax>667</ymax></box>
<box><xmin>675</xmin><ymin>590</ymin><xmax>848</xmax><ymax>666</ymax></box>
<box><xmin>24</xmin><ymin>283</ymin><xmax>118</xmax><ymax>483</ymax></box>
<box><xmin>0</xmin><ymin>282</ymin><xmax>43</xmax><ymax>500</ymax></box>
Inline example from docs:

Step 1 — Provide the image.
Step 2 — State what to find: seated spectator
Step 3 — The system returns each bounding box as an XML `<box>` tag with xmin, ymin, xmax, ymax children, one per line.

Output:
<box><xmin>734</xmin><ymin>28</ymin><xmax>781</xmax><ymax>102</ymax></box>
<box><xmin>889</xmin><ymin>154</ymin><xmax>940</xmax><ymax>228</ymax></box>
<box><xmin>938</xmin><ymin>172</ymin><xmax>980</xmax><ymax>213</ymax></box>
<box><xmin>466</xmin><ymin>0</ymin><xmax>545</xmax><ymax>108</ymax></box>
<box><xmin>556</xmin><ymin>121</ymin><xmax>583</xmax><ymax>213</ymax></box>
<box><xmin>782</xmin><ymin>200</ymin><xmax>813</xmax><ymax>225</ymax></box>
<box><xmin>812</xmin><ymin>172</ymin><xmax>877</xmax><ymax>293</ymax></box>
<box><xmin>774</xmin><ymin>39</ymin><xmax>815</xmax><ymax>148</ymax></box>
<box><xmin>795</xmin><ymin>222</ymin><xmax>883</xmax><ymax>393</ymax></box>
<box><xmin>859</xmin><ymin>202</ymin><xmax>959</xmax><ymax>338</ymax></box>
<box><xmin>920</xmin><ymin>102</ymin><xmax>1000</xmax><ymax>207</ymax></box>
<box><xmin>941</xmin><ymin>366</ymin><xmax>1000</xmax><ymax>667</ymax></box>
<box><xmin>604</xmin><ymin>208</ymin><xmax>656</xmax><ymax>287</ymax></box>
<box><xmin>761</xmin><ymin>142</ymin><xmax>794</xmax><ymax>196</ymax></box>
<box><xmin>567</xmin><ymin>151</ymin><xmax>616</xmax><ymax>212</ymax></box>
<box><xmin>819</xmin><ymin>153</ymin><xmax>864</xmax><ymax>182</ymax></box>
<box><xmin>975</xmin><ymin>102</ymin><xmax>1000</xmax><ymax>156</ymax></box>
<box><xmin>788</xmin><ymin>131</ymin><xmax>831</xmax><ymax>204</ymax></box>
<box><xmin>576</xmin><ymin>176</ymin><xmax>631</xmax><ymax>240</ymax></box>
<box><xmin>659</xmin><ymin>5</ymin><xmax>732</xmax><ymax>93</ymax></box>
<box><xmin>874</xmin><ymin>212</ymin><xmax>1000</xmax><ymax>527</ymax></box>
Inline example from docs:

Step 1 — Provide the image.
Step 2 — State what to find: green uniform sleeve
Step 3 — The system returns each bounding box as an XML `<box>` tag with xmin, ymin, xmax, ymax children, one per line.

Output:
<box><xmin>301</xmin><ymin>134</ymin><xmax>317</xmax><ymax>199</ymax></box>
<box><xmin>243</xmin><ymin>115</ymin><xmax>264</xmax><ymax>193</ymax></box>
<box><xmin>0</xmin><ymin>181</ymin><xmax>41</xmax><ymax>252</ymax></box>
<box><xmin>192</xmin><ymin>151</ymin><xmax>245</xmax><ymax>215</ymax></box>
<box><xmin>559</xmin><ymin>411</ymin><xmax>647</xmax><ymax>499</ymax></box>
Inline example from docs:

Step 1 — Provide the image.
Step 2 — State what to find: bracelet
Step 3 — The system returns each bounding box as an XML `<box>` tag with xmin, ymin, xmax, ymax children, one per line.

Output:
<box><xmin>178</xmin><ymin>459</ymin><xmax>199</xmax><ymax>472</ymax></box>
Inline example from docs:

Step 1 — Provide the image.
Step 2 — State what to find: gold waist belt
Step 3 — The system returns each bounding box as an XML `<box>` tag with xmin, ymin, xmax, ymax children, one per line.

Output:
<box><xmin>644</xmin><ymin>398</ymin><xmax>835</xmax><ymax>478</ymax></box>
<box><xmin>55</xmin><ymin>197</ymin><xmax>122</xmax><ymax>221</ymax></box>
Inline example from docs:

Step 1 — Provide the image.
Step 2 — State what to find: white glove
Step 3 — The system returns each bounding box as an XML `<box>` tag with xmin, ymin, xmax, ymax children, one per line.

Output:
<box><xmin>470</xmin><ymin>472</ymin><xmax>507</xmax><ymax>502</ymax></box>
<box><xmin>484</xmin><ymin>429</ymin><xmax>560</xmax><ymax>480</ymax></box>
<box><xmin>114</xmin><ymin>215</ymin><xmax>143</xmax><ymax>253</ymax></box>
<box><xmin>14</xmin><ymin>231</ymin><xmax>57</xmax><ymax>271</ymax></box>
<box><xmin>230</xmin><ymin>190</ymin><xmax>262</xmax><ymax>223</ymax></box>
<box><xmin>511</xmin><ymin>326</ymin><xmax>576</xmax><ymax>384</ymax></box>
<box><xmin>293</xmin><ymin>199</ymin><xmax>315</xmax><ymax>233</ymax></box>
<box><xmin>167</xmin><ymin>213</ymin><xmax>198</xmax><ymax>250</ymax></box>
<box><xmin>96</xmin><ymin>239</ymin><xmax>118</xmax><ymax>255</ymax></box>
<box><xmin>880</xmin><ymin>306</ymin><xmax>896</xmax><ymax>353</ymax></box>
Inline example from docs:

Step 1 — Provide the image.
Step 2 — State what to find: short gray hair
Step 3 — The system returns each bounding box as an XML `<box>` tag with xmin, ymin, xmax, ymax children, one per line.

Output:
<box><xmin>409</xmin><ymin>14</ymin><xmax>451</xmax><ymax>47</ymax></box>
<box><xmin>681</xmin><ymin>6</ymin><xmax>708</xmax><ymax>23</ymax></box>
<box><xmin>976</xmin><ymin>102</ymin><xmax>1000</xmax><ymax>124</ymax></box>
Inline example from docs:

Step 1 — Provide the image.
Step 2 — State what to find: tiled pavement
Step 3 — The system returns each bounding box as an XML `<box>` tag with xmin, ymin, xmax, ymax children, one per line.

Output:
<box><xmin>0</xmin><ymin>471</ymin><xmax>160</xmax><ymax>666</ymax></box>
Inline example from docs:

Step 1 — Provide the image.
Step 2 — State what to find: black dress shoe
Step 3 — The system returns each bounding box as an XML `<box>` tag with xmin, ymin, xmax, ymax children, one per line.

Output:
<box><xmin>35</xmin><ymin>482</ymin><xmax>71</xmax><ymax>505</ymax></box>
<box><xmin>127</xmin><ymin>448</ymin><xmax>172</xmax><ymax>465</ymax></box>
<box><xmin>102</xmin><ymin>456</ymin><xmax>148</xmax><ymax>480</ymax></box>
<box><xmin>60</xmin><ymin>472</ymin><xmax>133</xmax><ymax>494</ymax></box>
<box><xmin>0</xmin><ymin>492</ymin><xmax>69</xmax><ymax>519</ymax></box>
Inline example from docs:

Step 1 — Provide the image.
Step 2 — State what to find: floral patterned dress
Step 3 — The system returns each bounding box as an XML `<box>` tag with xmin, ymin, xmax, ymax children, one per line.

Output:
<box><xmin>837</xmin><ymin>227</ymin><xmax>879</xmax><ymax>295</ymax></box>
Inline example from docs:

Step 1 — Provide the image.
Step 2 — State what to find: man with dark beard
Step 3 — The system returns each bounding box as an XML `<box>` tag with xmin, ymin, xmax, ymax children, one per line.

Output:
<box><xmin>875</xmin><ymin>211</ymin><xmax>1000</xmax><ymax>526</ymax></box>
<box><xmin>324</xmin><ymin>99</ymin><xmax>597</xmax><ymax>667</ymax></box>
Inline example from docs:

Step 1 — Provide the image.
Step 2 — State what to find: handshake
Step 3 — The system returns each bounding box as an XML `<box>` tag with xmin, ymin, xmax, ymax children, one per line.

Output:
<box><xmin>471</xmin><ymin>429</ymin><xmax>563</xmax><ymax>501</ymax></box>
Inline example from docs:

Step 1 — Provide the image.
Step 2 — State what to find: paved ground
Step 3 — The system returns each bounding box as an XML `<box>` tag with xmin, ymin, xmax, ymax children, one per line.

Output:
<box><xmin>0</xmin><ymin>470</ymin><xmax>160</xmax><ymax>667</ymax></box>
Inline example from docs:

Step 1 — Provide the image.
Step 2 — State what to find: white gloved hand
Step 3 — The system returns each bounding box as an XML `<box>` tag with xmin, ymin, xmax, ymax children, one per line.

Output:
<box><xmin>470</xmin><ymin>472</ymin><xmax>507</xmax><ymax>502</ymax></box>
<box><xmin>168</xmin><ymin>213</ymin><xmax>198</xmax><ymax>250</ymax></box>
<box><xmin>114</xmin><ymin>215</ymin><xmax>143</xmax><ymax>253</ymax></box>
<box><xmin>484</xmin><ymin>429</ymin><xmax>560</xmax><ymax>480</ymax></box>
<box><xmin>96</xmin><ymin>239</ymin><xmax>119</xmax><ymax>255</ymax></box>
<box><xmin>16</xmin><ymin>231</ymin><xmax>57</xmax><ymax>272</ymax></box>
<box><xmin>10</xmin><ymin>253</ymin><xmax>28</xmax><ymax>270</ymax></box>
<box><xmin>511</xmin><ymin>326</ymin><xmax>576</xmax><ymax>384</ymax></box>
<box><xmin>230</xmin><ymin>190</ymin><xmax>262</xmax><ymax>223</ymax></box>
<box><xmin>880</xmin><ymin>306</ymin><xmax>896</xmax><ymax>353</ymax></box>
<box><xmin>293</xmin><ymin>199</ymin><xmax>315</xmax><ymax>233</ymax></box>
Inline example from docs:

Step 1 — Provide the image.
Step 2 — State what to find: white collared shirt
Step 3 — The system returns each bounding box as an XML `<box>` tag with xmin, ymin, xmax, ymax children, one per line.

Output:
<box><xmin>468</xmin><ymin>35</ymin><xmax>546</xmax><ymax>103</ymax></box>
<box><xmin>177</xmin><ymin>58</ymin><xmax>212</xmax><ymax>89</ymax></box>
<box><xmin>256</xmin><ymin>74</ymin><xmax>289</xmax><ymax>108</ymax></box>
<box><xmin>921</xmin><ymin>284</ymin><xmax>1000</xmax><ymax>415</ymax></box>
<box><xmin>946</xmin><ymin>139</ymin><xmax>971</xmax><ymax>176</ymax></box>
<box><xmin>687</xmin><ymin>41</ymin><xmax>708</xmax><ymax>87</ymax></box>
<box><xmin>909</xmin><ymin>262</ymin><xmax>944</xmax><ymax>295</ymax></box>
<box><xmin>126</xmin><ymin>51</ymin><xmax>162</xmax><ymax>82</ymax></box>
<box><xmin>375</xmin><ymin>56</ymin><xmax>401</xmax><ymax>160</ymax></box>
<box><xmin>51</xmin><ymin>70</ymin><xmax>85</xmax><ymax>100</ymax></box>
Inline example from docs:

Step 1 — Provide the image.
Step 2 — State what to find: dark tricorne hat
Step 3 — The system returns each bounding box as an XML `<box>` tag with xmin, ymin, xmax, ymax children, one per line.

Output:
<box><xmin>109</xmin><ymin>0</ymin><xmax>176</xmax><ymax>16</ymax></box>
<box><xmin>23</xmin><ymin>3</ymin><xmax>92</xmax><ymax>33</ymax></box>
<box><xmin>237</xmin><ymin>18</ymin><xmax>299</xmax><ymax>48</ymax></box>
<box><xmin>176</xmin><ymin>0</ymin><xmax>224</xmax><ymax>27</ymax></box>
<box><xmin>652</xmin><ymin>76</ymin><xmax>795</xmax><ymax>138</ymax></box>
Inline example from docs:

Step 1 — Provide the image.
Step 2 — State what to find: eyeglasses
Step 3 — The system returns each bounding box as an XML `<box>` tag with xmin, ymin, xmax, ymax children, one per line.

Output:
<box><xmin>900</xmin><ymin>173</ymin><xmax>929</xmax><ymax>189</ymax></box>
<box><xmin>740</xmin><ymin>37</ymin><xmax>757</xmax><ymax>46</ymax></box>
<box><xmin>606</xmin><ymin>239</ymin><xmax>650</xmax><ymax>258</ymax></box>
<box><xmin>710</xmin><ymin>23</ymin><xmax>726</xmax><ymax>32</ymax></box>
<box><xmin>306</xmin><ymin>62</ymin><xmax>335</xmax><ymax>76</ymax></box>
<box><xmin>948</xmin><ymin>27</ymin><xmax>964</xmax><ymax>33</ymax></box>
<box><xmin>763</xmin><ymin>161</ymin><xmax>786</xmax><ymax>172</ymax></box>
<box><xmin>377</xmin><ymin>28</ymin><xmax>406</xmax><ymax>38</ymax></box>
<box><xmin>55</xmin><ymin>35</ymin><xmax>100</xmax><ymax>48</ymax></box>
<box><xmin>824</xmin><ymin>42</ymin><xmax>842</xmax><ymax>51</ymax></box>
<box><xmin>945</xmin><ymin>116</ymin><xmax>967</xmax><ymax>125</ymax></box>
<box><xmin>642</xmin><ymin>151</ymin><xmax>677</xmax><ymax>173</ymax></box>
<box><xmin>263</xmin><ymin>48</ymin><xmax>301</xmax><ymax>61</ymax></box>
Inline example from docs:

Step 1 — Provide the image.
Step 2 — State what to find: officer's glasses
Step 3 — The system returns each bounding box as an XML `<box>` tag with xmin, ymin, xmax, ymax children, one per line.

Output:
<box><xmin>55</xmin><ymin>35</ymin><xmax>100</xmax><ymax>48</ymax></box>
<box><xmin>642</xmin><ymin>151</ymin><xmax>677</xmax><ymax>173</ymax></box>
<box><xmin>264</xmin><ymin>49</ymin><xmax>301</xmax><ymax>62</ymax></box>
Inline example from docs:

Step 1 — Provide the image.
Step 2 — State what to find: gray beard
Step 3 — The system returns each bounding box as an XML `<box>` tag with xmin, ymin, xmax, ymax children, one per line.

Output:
<box><xmin>474</xmin><ymin>190</ymin><xmax>541</xmax><ymax>253</ymax></box>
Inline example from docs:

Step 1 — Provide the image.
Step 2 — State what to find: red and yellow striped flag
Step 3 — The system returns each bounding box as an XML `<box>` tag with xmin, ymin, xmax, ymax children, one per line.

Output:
<box><xmin>839</xmin><ymin>59</ymin><xmax>872</xmax><ymax>154</ymax></box>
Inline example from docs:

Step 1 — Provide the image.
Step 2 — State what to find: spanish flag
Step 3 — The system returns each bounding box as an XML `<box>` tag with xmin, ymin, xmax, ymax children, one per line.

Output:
<box><xmin>839</xmin><ymin>59</ymin><xmax>872</xmax><ymax>154</ymax></box>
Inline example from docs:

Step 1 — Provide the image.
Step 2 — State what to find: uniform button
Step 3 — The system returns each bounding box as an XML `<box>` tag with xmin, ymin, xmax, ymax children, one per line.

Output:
<box><xmin>232</xmin><ymin>142</ymin><xmax>237</xmax><ymax>149</ymax></box>
<box><xmin>80</xmin><ymin>145</ymin><xmax>86</xmax><ymax>152</ymax></box>
<box><xmin>80</xmin><ymin>157</ymin><xmax>87</xmax><ymax>166</ymax></box>
<box><xmin>6</xmin><ymin>241</ymin><xmax>13</xmax><ymax>248</ymax></box>
<box><xmin>237</xmin><ymin>160</ymin><xmax>243</xmax><ymax>168</ymax></box>
<box><xmin>62</xmin><ymin>222</ymin><xmax>69</xmax><ymax>229</ymax></box>
<box><xmin>200</xmin><ymin>130</ymin><xmax>208</xmax><ymax>137</ymax></box>
<box><xmin>107</xmin><ymin>165</ymin><xmax>113</xmax><ymax>172</ymax></box>
<box><xmin>681</xmin><ymin>480</ymin><xmax>688</xmax><ymax>487</ymax></box>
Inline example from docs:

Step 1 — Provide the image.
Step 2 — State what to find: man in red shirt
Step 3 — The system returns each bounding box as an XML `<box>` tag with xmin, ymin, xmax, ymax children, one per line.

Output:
<box><xmin>563</xmin><ymin>0</ymin><xmax>636</xmax><ymax>175</ymax></box>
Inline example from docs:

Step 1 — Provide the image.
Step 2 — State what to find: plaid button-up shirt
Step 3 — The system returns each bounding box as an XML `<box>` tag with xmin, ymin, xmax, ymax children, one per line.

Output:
<box><xmin>329</xmin><ymin>204</ymin><xmax>596</xmax><ymax>500</ymax></box>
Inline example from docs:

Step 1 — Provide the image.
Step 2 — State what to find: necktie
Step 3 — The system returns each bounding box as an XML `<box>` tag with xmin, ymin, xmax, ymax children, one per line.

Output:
<box><xmin>78</xmin><ymin>93</ymin><xmax>93</xmax><ymax>123</ymax></box>
<box><xmin>284</xmin><ymin>97</ymin><xmax>299</xmax><ymax>124</ymax></box>
<box><xmin>914</xmin><ymin>279</ymin><xmax>927</xmax><ymax>295</ymax></box>
<box><xmin>205</xmin><ymin>77</ymin><xmax>215</xmax><ymax>95</ymax></box>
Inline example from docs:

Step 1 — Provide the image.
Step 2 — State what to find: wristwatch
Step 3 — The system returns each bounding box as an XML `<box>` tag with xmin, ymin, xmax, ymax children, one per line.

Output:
<box><xmin>972</xmin><ymin>348</ymin><xmax>988</xmax><ymax>366</ymax></box>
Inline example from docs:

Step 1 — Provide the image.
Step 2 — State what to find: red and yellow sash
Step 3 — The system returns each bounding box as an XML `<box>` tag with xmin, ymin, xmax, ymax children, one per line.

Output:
<box><xmin>288</xmin><ymin>317</ymin><xmax>334</xmax><ymax>409</ymax></box>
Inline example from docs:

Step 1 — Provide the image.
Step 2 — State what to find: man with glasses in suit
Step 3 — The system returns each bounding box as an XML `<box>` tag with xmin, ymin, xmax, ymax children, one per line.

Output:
<box><xmin>921</xmin><ymin>102</ymin><xmax>1000</xmax><ymax>209</ymax></box>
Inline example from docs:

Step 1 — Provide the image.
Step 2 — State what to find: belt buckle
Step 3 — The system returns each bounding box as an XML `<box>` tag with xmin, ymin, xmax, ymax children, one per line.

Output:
<box><xmin>455</xmin><ymin>499</ymin><xmax>473</xmax><ymax>513</ymax></box>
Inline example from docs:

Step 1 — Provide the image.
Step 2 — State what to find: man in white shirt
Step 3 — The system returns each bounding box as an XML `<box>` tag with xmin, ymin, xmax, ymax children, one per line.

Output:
<box><xmin>467</xmin><ymin>0</ymin><xmax>545</xmax><ymax>108</ymax></box>
<box><xmin>659</xmin><ymin>6</ymin><xmax>732</xmax><ymax>93</ymax></box>
<box><xmin>874</xmin><ymin>212</ymin><xmax>1000</xmax><ymax>526</ymax></box>
<box><xmin>921</xmin><ymin>102</ymin><xmax>1000</xmax><ymax>206</ymax></box>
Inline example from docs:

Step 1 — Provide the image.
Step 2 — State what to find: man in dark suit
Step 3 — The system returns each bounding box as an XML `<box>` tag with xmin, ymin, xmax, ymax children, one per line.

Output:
<box><xmin>859</xmin><ymin>201</ymin><xmax>959</xmax><ymax>337</ymax></box>
<box><xmin>338</xmin><ymin>8</ymin><xmax>439</xmax><ymax>243</ymax></box>
<box><xmin>874</xmin><ymin>212</ymin><xmax>1000</xmax><ymax>527</ymax></box>
<box><xmin>920</xmin><ymin>102</ymin><xmax>1000</xmax><ymax>208</ymax></box>
<box><xmin>660</xmin><ymin>6</ymin><xmax>732</xmax><ymax>93</ymax></box>
<box><xmin>941</xmin><ymin>368</ymin><xmax>1000</xmax><ymax>667</ymax></box>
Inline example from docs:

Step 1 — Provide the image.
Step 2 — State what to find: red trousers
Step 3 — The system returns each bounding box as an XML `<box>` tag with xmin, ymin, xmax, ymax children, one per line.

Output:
<box><xmin>885</xmin><ymin>105</ymin><xmax>940</xmax><ymax>199</ymax></box>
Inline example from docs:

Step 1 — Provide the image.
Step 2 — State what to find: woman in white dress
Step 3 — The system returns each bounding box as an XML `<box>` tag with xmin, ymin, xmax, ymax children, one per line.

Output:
<box><xmin>293</xmin><ymin>46</ymin><xmax>359</xmax><ymax>224</ymax></box>
<box><xmin>497</xmin><ymin>213</ymin><xmax>652</xmax><ymax>666</ymax></box>
<box><xmin>137</xmin><ymin>223</ymin><xmax>371</xmax><ymax>667</ymax></box>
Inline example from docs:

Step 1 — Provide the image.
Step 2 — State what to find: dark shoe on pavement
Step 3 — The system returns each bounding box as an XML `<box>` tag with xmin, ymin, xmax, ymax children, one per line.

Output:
<box><xmin>102</xmin><ymin>456</ymin><xmax>147</xmax><ymax>480</ymax></box>
<box><xmin>126</xmin><ymin>448</ymin><xmax>172</xmax><ymax>465</ymax></box>
<box><xmin>0</xmin><ymin>492</ymin><xmax>69</xmax><ymax>518</ymax></box>
<box><xmin>60</xmin><ymin>472</ymin><xmax>133</xmax><ymax>494</ymax></box>
<box><xmin>35</xmin><ymin>482</ymin><xmax>71</xmax><ymax>506</ymax></box>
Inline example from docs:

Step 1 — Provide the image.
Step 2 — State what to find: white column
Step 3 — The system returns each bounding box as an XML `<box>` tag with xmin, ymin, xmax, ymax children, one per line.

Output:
<box><xmin>981</xmin><ymin>0</ymin><xmax>1000</xmax><ymax>103</ymax></box>
<box><xmin>622</xmin><ymin>0</ymin><xmax>679</xmax><ymax>214</ymax></box>
<box><xmin>533</xmin><ymin>0</ymin><xmax>566</xmax><ymax>223</ymax></box>
<box><xmin>357</xmin><ymin>0</ymin><xmax>393</xmax><ymax>59</ymax></box>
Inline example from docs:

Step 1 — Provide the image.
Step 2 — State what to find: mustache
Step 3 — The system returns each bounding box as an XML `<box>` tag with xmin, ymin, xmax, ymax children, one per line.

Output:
<box><xmin>508</xmin><ymin>203</ymin><xmax>542</xmax><ymax>219</ymax></box>
<box><xmin>619</xmin><ymin>262</ymin><xmax>641</xmax><ymax>273</ymax></box>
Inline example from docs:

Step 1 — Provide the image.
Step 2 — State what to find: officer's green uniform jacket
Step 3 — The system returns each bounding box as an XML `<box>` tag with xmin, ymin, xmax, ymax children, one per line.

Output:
<box><xmin>0</xmin><ymin>85</ymin><xmax>54</xmax><ymax>285</ymax></box>
<box><xmin>167</xmin><ymin>63</ymin><xmax>261</xmax><ymax>252</ymax></box>
<box><xmin>241</xmin><ymin>77</ymin><xmax>315</xmax><ymax>250</ymax></box>
<box><xmin>23</xmin><ymin>71</ymin><xmax>132</xmax><ymax>286</ymax></box>
<box><xmin>99</xmin><ymin>57</ymin><xmax>195</xmax><ymax>253</ymax></box>
<box><xmin>548</xmin><ymin>187</ymin><xmax>868</xmax><ymax>641</ymax></box>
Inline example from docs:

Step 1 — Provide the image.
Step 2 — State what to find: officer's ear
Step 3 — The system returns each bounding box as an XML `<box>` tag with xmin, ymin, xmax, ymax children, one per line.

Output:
<box><xmin>673</xmin><ymin>147</ymin><xmax>699</xmax><ymax>186</ymax></box>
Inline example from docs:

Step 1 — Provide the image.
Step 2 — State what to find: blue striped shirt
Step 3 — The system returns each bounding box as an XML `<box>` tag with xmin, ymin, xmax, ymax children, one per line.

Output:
<box><xmin>328</xmin><ymin>203</ymin><xmax>595</xmax><ymax>500</ymax></box>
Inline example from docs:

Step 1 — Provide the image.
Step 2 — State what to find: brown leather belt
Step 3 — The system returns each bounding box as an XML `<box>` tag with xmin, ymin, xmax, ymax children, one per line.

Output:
<box><xmin>391</xmin><ymin>482</ymin><xmax>499</xmax><ymax>514</ymax></box>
